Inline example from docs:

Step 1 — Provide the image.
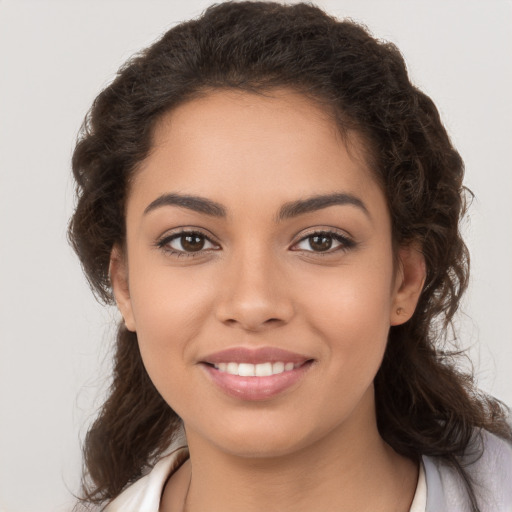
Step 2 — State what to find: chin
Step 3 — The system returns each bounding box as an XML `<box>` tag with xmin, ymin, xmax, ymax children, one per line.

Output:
<box><xmin>216</xmin><ymin>434</ymin><xmax>309</xmax><ymax>459</ymax></box>
<box><xmin>190</xmin><ymin>414</ymin><xmax>328</xmax><ymax>461</ymax></box>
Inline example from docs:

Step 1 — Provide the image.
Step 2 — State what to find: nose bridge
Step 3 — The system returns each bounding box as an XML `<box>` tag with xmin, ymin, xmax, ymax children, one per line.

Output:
<box><xmin>215</xmin><ymin>239</ymin><xmax>294</xmax><ymax>330</ymax></box>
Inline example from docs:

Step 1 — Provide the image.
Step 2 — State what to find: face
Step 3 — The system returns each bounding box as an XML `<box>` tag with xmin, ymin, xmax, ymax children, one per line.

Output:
<box><xmin>111</xmin><ymin>89</ymin><xmax>425</xmax><ymax>458</ymax></box>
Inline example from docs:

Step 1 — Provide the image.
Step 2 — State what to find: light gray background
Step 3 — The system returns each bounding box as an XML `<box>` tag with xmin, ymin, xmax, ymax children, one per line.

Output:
<box><xmin>0</xmin><ymin>1</ymin><xmax>511</xmax><ymax>510</ymax></box>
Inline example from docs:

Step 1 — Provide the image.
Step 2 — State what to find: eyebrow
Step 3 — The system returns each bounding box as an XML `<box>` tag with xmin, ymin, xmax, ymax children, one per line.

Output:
<box><xmin>144</xmin><ymin>192</ymin><xmax>369</xmax><ymax>221</ymax></box>
<box><xmin>144</xmin><ymin>193</ymin><xmax>226</xmax><ymax>217</ymax></box>
<box><xmin>276</xmin><ymin>193</ymin><xmax>369</xmax><ymax>221</ymax></box>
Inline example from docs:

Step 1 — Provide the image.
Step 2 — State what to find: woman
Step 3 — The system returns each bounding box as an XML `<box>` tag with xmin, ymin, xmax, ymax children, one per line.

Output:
<box><xmin>69</xmin><ymin>2</ymin><xmax>512</xmax><ymax>511</ymax></box>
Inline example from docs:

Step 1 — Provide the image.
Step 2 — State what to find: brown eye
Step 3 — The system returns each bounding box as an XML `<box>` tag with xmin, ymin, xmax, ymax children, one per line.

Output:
<box><xmin>309</xmin><ymin>234</ymin><xmax>332</xmax><ymax>252</ymax></box>
<box><xmin>181</xmin><ymin>234</ymin><xmax>205</xmax><ymax>252</ymax></box>
<box><xmin>159</xmin><ymin>231</ymin><xmax>218</xmax><ymax>255</ymax></box>
<box><xmin>292</xmin><ymin>230</ymin><xmax>355</xmax><ymax>254</ymax></box>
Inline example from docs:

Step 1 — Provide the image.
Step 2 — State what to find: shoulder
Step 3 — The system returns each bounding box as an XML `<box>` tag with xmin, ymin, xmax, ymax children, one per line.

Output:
<box><xmin>103</xmin><ymin>446</ymin><xmax>189</xmax><ymax>512</ymax></box>
<box><xmin>423</xmin><ymin>429</ymin><xmax>512</xmax><ymax>512</ymax></box>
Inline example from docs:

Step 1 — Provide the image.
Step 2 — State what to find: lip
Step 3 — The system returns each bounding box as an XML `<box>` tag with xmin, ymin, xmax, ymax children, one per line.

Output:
<box><xmin>201</xmin><ymin>346</ymin><xmax>310</xmax><ymax>365</ymax></box>
<box><xmin>199</xmin><ymin>347</ymin><xmax>314</xmax><ymax>401</ymax></box>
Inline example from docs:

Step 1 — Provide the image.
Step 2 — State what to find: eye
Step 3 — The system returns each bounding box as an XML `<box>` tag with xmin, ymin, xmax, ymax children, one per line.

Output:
<box><xmin>157</xmin><ymin>230</ymin><xmax>219</xmax><ymax>256</ymax></box>
<box><xmin>292</xmin><ymin>230</ymin><xmax>355</xmax><ymax>253</ymax></box>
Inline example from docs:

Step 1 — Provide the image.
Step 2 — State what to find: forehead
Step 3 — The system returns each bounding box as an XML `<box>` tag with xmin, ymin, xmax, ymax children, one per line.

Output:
<box><xmin>130</xmin><ymin>89</ymin><xmax>382</xmax><ymax>214</ymax></box>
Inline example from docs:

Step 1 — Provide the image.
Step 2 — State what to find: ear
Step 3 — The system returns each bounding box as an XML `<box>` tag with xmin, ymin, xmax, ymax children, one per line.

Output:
<box><xmin>390</xmin><ymin>244</ymin><xmax>426</xmax><ymax>326</ymax></box>
<box><xmin>109</xmin><ymin>244</ymin><xmax>136</xmax><ymax>332</ymax></box>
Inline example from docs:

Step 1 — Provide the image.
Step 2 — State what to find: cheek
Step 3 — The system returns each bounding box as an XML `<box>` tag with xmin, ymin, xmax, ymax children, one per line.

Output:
<box><xmin>128</xmin><ymin>272</ymin><xmax>211</xmax><ymax>412</ymax></box>
<box><xmin>298</xmin><ymin>258</ymin><xmax>394</xmax><ymax>373</ymax></box>
<box><xmin>126</xmin><ymin>259</ymin><xmax>218</xmax><ymax>382</ymax></box>
<box><xmin>298</xmin><ymin>256</ymin><xmax>395</xmax><ymax>328</ymax></box>
<box><xmin>129</xmin><ymin>254</ymin><xmax>214</xmax><ymax>327</ymax></box>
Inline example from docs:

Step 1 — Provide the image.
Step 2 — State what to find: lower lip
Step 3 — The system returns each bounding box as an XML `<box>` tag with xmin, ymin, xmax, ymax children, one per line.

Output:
<box><xmin>201</xmin><ymin>362</ymin><xmax>313</xmax><ymax>401</ymax></box>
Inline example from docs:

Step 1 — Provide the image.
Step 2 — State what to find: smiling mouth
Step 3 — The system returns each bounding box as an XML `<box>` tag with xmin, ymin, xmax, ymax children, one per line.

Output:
<box><xmin>211</xmin><ymin>361</ymin><xmax>303</xmax><ymax>377</ymax></box>
<box><xmin>201</xmin><ymin>358</ymin><xmax>314</xmax><ymax>401</ymax></box>
<box><xmin>199</xmin><ymin>346</ymin><xmax>314</xmax><ymax>399</ymax></box>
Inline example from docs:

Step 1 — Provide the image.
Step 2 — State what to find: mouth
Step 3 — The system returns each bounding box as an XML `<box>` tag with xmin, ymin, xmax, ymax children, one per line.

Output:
<box><xmin>199</xmin><ymin>347</ymin><xmax>314</xmax><ymax>401</ymax></box>
<box><xmin>209</xmin><ymin>361</ymin><xmax>304</xmax><ymax>376</ymax></box>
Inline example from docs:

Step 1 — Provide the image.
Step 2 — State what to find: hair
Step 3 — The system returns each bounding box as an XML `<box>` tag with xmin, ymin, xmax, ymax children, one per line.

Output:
<box><xmin>69</xmin><ymin>2</ymin><xmax>511</xmax><ymax>510</ymax></box>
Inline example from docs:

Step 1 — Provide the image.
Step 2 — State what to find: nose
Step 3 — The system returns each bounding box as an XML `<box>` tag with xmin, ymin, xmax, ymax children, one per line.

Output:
<box><xmin>215</xmin><ymin>249</ymin><xmax>295</xmax><ymax>332</ymax></box>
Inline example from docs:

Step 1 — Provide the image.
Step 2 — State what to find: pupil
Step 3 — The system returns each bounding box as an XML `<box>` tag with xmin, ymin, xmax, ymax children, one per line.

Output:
<box><xmin>182</xmin><ymin>234</ymin><xmax>204</xmax><ymax>252</ymax></box>
<box><xmin>310</xmin><ymin>235</ymin><xmax>332</xmax><ymax>251</ymax></box>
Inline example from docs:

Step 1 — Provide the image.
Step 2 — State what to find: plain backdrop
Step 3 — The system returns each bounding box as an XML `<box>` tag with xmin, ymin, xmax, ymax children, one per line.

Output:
<box><xmin>0</xmin><ymin>1</ymin><xmax>511</xmax><ymax>510</ymax></box>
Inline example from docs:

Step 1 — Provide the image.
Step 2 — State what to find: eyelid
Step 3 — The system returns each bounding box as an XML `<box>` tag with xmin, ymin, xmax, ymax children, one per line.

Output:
<box><xmin>290</xmin><ymin>228</ymin><xmax>356</xmax><ymax>254</ymax></box>
<box><xmin>156</xmin><ymin>228</ymin><xmax>221</xmax><ymax>256</ymax></box>
<box><xmin>155</xmin><ymin>226</ymin><xmax>356</xmax><ymax>258</ymax></box>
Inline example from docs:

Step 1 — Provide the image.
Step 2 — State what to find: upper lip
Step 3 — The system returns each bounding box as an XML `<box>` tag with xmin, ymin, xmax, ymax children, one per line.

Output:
<box><xmin>201</xmin><ymin>347</ymin><xmax>312</xmax><ymax>365</ymax></box>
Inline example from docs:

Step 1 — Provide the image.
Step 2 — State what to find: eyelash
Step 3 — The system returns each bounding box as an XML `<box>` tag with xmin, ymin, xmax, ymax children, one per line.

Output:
<box><xmin>156</xmin><ymin>230</ymin><xmax>220</xmax><ymax>258</ymax></box>
<box><xmin>156</xmin><ymin>229</ymin><xmax>356</xmax><ymax>258</ymax></box>
<box><xmin>292</xmin><ymin>231</ymin><xmax>356</xmax><ymax>255</ymax></box>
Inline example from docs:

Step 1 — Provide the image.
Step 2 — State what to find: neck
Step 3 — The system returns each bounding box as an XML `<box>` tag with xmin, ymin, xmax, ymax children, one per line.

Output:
<box><xmin>163</xmin><ymin>390</ymin><xmax>418</xmax><ymax>512</ymax></box>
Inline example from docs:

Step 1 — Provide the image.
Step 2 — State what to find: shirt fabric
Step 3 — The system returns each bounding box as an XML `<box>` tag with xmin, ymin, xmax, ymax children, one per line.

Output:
<box><xmin>104</xmin><ymin>429</ymin><xmax>512</xmax><ymax>512</ymax></box>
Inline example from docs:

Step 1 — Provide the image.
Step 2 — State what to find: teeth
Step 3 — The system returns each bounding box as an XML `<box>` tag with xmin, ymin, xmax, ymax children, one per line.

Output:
<box><xmin>273</xmin><ymin>362</ymin><xmax>284</xmax><ymax>374</ymax></box>
<box><xmin>255</xmin><ymin>362</ymin><xmax>272</xmax><ymax>377</ymax></box>
<box><xmin>238</xmin><ymin>363</ymin><xmax>255</xmax><ymax>377</ymax></box>
<box><xmin>227</xmin><ymin>362</ymin><xmax>238</xmax><ymax>375</ymax></box>
<box><xmin>213</xmin><ymin>361</ymin><xmax>301</xmax><ymax>376</ymax></box>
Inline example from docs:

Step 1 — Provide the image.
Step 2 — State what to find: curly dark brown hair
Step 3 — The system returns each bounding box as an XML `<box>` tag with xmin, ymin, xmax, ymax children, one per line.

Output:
<box><xmin>69</xmin><ymin>2</ymin><xmax>510</xmax><ymax>510</ymax></box>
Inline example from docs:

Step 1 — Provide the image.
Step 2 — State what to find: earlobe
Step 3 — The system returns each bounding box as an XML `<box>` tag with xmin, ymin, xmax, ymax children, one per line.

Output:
<box><xmin>109</xmin><ymin>245</ymin><xmax>136</xmax><ymax>332</ymax></box>
<box><xmin>390</xmin><ymin>244</ymin><xmax>426</xmax><ymax>326</ymax></box>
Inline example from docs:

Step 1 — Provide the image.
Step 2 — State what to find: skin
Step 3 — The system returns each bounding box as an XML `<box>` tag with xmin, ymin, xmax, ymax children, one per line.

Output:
<box><xmin>110</xmin><ymin>89</ymin><xmax>426</xmax><ymax>512</ymax></box>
